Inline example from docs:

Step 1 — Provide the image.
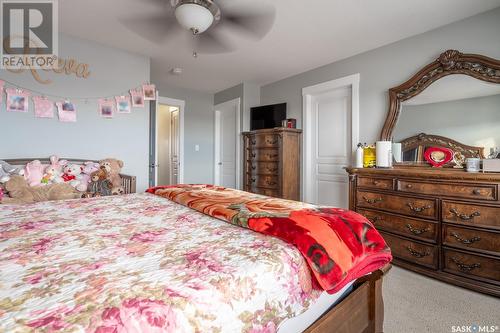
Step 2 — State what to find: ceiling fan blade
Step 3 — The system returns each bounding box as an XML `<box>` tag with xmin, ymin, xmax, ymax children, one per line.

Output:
<box><xmin>191</xmin><ymin>29</ymin><xmax>235</xmax><ymax>54</ymax></box>
<box><xmin>218</xmin><ymin>3</ymin><xmax>276</xmax><ymax>40</ymax></box>
<box><xmin>119</xmin><ymin>14</ymin><xmax>180</xmax><ymax>44</ymax></box>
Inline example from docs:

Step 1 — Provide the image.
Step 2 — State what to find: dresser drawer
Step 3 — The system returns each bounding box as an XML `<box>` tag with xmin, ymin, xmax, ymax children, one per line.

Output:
<box><xmin>247</xmin><ymin>161</ymin><xmax>279</xmax><ymax>175</ymax></box>
<box><xmin>358</xmin><ymin>209</ymin><xmax>438</xmax><ymax>243</ymax></box>
<box><xmin>443</xmin><ymin>249</ymin><xmax>500</xmax><ymax>285</ymax></box>
<box><xmin>442</xmin><ymin>201</ymin><xmax>500</xmax><ymax>230</ymax></box>
<box><xmin>381</xmin><ymin>232</ymin><xmax>438</xmax><ymax>269</ymax></box>
<box><xmin>357</xmin><ymin>191</ymin><xmax>438</xmax><ymax>220</ymax></box>
<box><xmin>247</xmin><ymin>175</ymin><xmax>279</xmax><ymax>189</ymax></box>
<box><xmin>248</xmin><ymin>134</ymin><xmax>280</xmax><ymax>148</ymax></box>
<box><xmin>442</xmin><ymin>225</ymin><xmax>500</xmax><ymax>256</ymax></box>
<box><xmin>398</xmin><ymin>180</ymin><xmax>496</xmax><ymax>201</ymax></box>
<box><xmin>247</xmin><ymin>149</ymin><xmax>280</xmax><ymax>162</ymax></box>
<box><xmin>357</xmin><ymin>177</ymin><xmax>393</xmax><ymax>190</ymax></box>
<box><xmin>249</xmin><ymin>187</ymin><xmax>279</xmax><ymax>198</ymax></box>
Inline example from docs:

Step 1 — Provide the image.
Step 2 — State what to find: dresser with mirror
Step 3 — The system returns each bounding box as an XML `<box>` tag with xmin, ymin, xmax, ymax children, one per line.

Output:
<box><xmin>346</xmin><ymin>50</ymin><xmax>500</xmax><ymax>296</ymax></box>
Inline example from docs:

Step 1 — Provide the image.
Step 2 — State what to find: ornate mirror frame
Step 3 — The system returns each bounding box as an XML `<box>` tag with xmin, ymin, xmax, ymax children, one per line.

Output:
<box><xmin>380</xmin><ymin>49</ymin><xmax>500</xmax><ymax>141</ymax></box>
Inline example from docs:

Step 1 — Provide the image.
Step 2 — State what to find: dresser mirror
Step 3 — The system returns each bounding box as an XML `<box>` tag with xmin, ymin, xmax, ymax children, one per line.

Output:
<box><xmin>381</xmin><ymin>50</ymin><xmax>500</xmax><ymax>166</ymax></box>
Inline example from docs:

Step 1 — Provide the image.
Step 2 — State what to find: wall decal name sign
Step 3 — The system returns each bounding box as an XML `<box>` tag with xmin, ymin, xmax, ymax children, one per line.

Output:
<box><xmin>6</xmin><ymin>56</ymin><xmax>91</xmax><ymax>84</ymax></box>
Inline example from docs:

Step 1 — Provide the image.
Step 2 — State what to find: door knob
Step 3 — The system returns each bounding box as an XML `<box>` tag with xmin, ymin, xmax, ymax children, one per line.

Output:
<box><xmin>218</xmin><ymin>162</ymin><xmax>222</xmax><ymax>165</ymax></box>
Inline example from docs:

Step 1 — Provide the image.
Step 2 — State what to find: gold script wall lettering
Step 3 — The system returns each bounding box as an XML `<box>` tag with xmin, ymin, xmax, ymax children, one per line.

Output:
<box><xmin>6</xmin><ymin>56</ymin><xmax>91</xmax><ymax>84</ymax></box>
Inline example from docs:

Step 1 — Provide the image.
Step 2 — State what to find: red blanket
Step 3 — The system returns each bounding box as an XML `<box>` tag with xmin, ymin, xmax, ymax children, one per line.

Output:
<box><xmin>147</xmin><ymin>185</ymin><xmax>392</xmax><ymax>293</ymax></box>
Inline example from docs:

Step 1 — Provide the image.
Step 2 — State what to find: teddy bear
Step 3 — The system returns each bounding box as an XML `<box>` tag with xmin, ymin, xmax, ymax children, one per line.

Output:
<box><xmin>79</xmin><ymin>162</ymin><xmax>100</xmax><ymax>191</ymax></box>
<box><xmin>99</xmin><ymin>158</ymin><xmax>124</xmax><ymax>193</ymax></box>
<box><xmin>24</xmin><ymin>160</ymin><xmax>46</xmax><ymax>187</ymax></box>
<box><xmin>86</xmin><ymin>168</ymin><xmax>112</xmax><ymax>197</ymax></box>
<box><xmin>62</xmin><ymin>164</ymin><xmax>86</xmax><ymax>192</ymax></box>
<box><xmin>0</xmin><ymin>160</ymin><xmax>24</xmax><ymax>183</ymax></box>
<box><xmin>41</xmin><ymin>156</ymin><xmax>67</xmax><ymax>185</ymax></box>
<box><xmin>1</xmin><ymin>175</ymin><xmax>80</xmax><ymax>204</ymax></box>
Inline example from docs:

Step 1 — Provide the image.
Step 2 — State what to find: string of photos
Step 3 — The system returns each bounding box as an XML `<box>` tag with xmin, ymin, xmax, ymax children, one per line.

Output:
<box><xmin>0</xmin><ymin>79</ymin><xmax>156</xmax><ymax>123</ymax></box>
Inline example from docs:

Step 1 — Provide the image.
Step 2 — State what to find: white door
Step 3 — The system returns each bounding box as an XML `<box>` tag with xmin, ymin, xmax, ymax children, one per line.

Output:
<box><xmin>214</xmin><ymin>99</ymin><xmax>240</xmax><ymax>188</ymax></box>
<box><xmin>170</xmin><ymin>109</ymin><xmax>180</xmax><ymax>184</ymax></box>
<box><xmin>308</xmin><ymin>87</ymin><xmax>352</xmax><ymax>207</ymax></box>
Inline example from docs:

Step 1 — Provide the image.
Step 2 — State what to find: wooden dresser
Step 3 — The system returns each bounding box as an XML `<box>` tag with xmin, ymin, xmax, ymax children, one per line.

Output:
<box><xmin>242</xmin><ymin>128</ymin><xmax>301</xmax><ymax>200</ymax></box>
<box><xmin>346</xmin><ymin>167</ymin><xmax>500</xmax><ymax>297</ymax></box>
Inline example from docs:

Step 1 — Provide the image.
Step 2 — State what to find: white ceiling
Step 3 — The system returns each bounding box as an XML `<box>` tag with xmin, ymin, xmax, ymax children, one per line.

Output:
<box><xmin>59</xmin><ymin>0</ymin><xmax>500</xmax><ymax>93</ymax></box>
<box><xmin>404</xmin><ymin>75</ymin><xmax>500</xmax><ymax>106</ymax></box>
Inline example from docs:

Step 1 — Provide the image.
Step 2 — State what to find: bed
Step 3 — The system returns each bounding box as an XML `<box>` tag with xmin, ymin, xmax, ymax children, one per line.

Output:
<box><xmin>0</xmin><ymin>185</ymin><xmax>391</xmax><ymax>333</ymax></box>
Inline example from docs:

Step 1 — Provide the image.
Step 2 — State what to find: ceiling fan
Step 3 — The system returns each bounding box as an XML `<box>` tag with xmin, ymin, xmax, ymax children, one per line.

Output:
<box><xmin>120</xmin><ymin>0</ymin><xmax>276</xmax><ymax>55</ymax></box>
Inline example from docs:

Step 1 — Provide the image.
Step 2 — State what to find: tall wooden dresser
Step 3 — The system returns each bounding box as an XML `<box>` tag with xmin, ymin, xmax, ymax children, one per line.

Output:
<box><xmin>346</xmin><ymin>167</ymin><xmax>500</xmax><ymax>297</ymax></box>
<box><xmin>243</xmin><ymin>128</ymin><xmax>301</xmax><ymax>200</ymax></box>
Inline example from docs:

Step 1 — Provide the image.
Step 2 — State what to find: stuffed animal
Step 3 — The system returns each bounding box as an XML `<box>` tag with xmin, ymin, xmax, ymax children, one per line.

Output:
<box><xmin>1</xmin><ymin>175</ymin><xmax>80</xmax><ymax>204</ymax></box>
<box><xmin>79</xmin><ymin>162</ymin><xmax>100</xmax><ymax>191</ymax></box>
<box><xmin>0</xmin><ymin>160</ymin><xmax>24</xmax><ymax>183</ymax></box>
<box><xmin>62</xmin><ymin>164</ymin><xmax>86</xmax><ymax>192</ymax></box>
<box><xmin>99</xmin><ymin>158</ymin><xmax>123</xmax><ymax>191</ymax></box>
<box><xmin>42</xmin><ymin>156</ymin><xmax>67</xmax><ymax>185</ymax></box>
<box><xmin>24</xmin><ymin>160</ymin><xmax>46</xmax><ymax>187</ymax></box>
<box><xmin>86</xmin><ymin>168</ymin><xmax>112</xmax><ymax>197</ymax></box>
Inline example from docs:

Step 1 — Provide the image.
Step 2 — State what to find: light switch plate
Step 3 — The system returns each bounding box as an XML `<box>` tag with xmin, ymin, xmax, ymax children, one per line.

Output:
<box><xmin>195</xmin><ymin>145</ymin><xmax>200</xmax><ymax>152</ymax></box>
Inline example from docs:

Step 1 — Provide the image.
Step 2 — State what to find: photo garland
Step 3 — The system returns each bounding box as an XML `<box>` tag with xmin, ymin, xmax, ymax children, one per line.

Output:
<box><xmin>98</xmin><ymin>98</ymin><xmax>115</xmax><ymax>118</ymax></box>
<box><xmin>56</xmin><ymin>101</ymin><xmax>77</xmax><ymax>122</ymax></box>
<box><xmin>142</xmin><ymin>84</ymin><xmax>156</xmax><ymax>101</ymax></box>
<box><xmin>6</xmin><ymin>88</ymin><xmax>30</xmax><ymax>113</ymax></box>
<box><xmin>33</xmin><ymin>96</ymin><xmax>54</xmax><ymax>118</ymax></box>
<box><xmin>130</xmin><ymin>89</ymin><xmax>145</xmax><ymax>107</ymax></box>
<box><xmin>115</xmin><ymin>95</ymin><xmax>131</xmax><ymax>114</ymax></box>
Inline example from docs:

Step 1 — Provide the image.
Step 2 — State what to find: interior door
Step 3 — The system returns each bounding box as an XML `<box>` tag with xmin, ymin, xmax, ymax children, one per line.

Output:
<box><xmin>310</xmin><ymin>87</ymin><xmax>352</xmax><ymax>207</ymax></box>
<box><xmin>149</xmin><ymin>97</ymin><xmax>158</xmax><ymax>187</ymax></box>
<box><xmin>170</xmin><ymin>109</ymin><xmax>180</xmax><ymax>184</ymax></box>
<box><xmin>215</xmin><ymin>103</ymin><xmax>237</xmax><ymax>188</ymax></box>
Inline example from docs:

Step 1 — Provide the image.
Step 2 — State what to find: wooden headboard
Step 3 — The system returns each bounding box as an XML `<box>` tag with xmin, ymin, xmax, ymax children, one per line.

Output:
<box><xmin>3</xmin><ymin>158</ymin><xmax>137</xmax><ymax>194</ymax></box>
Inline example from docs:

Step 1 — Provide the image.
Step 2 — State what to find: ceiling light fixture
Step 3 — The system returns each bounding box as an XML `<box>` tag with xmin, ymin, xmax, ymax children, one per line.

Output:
<box><xmin>172</xmin><ymin>0</ymin><xmax>221</xmax><ymax>35</ymax></box>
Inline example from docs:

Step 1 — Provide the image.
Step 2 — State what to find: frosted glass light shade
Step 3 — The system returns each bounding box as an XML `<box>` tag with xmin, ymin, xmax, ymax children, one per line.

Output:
<box><xmin>175</xmin><ymin>3</ymin><xmax>214</xmax><ymax>33</ymax></box>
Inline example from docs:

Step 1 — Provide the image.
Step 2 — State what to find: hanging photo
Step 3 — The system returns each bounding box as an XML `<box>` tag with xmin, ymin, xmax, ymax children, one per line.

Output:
<box><xmin>56</xmin><ymin>101</ymin><xmax>77</xmax><ymax>122</ymax></box>
<box><xmin>142</xmin><ymin>84</ymin><xmax>156</xmax><ymax>101</ymax></box>
<box><xmin>115</xmin><ymin>95</ymin><xmax>131</xmax><ymax>114</ymax></box>
<box><xmin>33</xmin><ymin>96</ymin><xmax>55</xmax><ymax>118</ymax></box>
<box><xmin>130</xmin><ymin>89</ymin><xmax>145</xmax><ymax>107</ymax></box>
<box><xmin>98</xmin><ymin>99</ymin><xmax>115</xmax><ymax>118</ymax></box>
<box><xmin>6</xmin><ymin>88</ymin><xmax>30</xmax><ymax>113</ymax></box>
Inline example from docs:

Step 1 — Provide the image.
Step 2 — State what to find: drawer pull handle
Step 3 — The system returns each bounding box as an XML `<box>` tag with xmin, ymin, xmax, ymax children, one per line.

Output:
<box><xmin>362</xmin><ymin>196</ymin><xmax>383</xmax><ymax>204</ymax></box>
<box><xmin>406</xmin><ymin>224</ymin><xmax>430</xmax><ymax>235</ymax></box>
<box><xmin>472</xmin><ymin>189</ymin><xmax>482</xmax><ymax>195</ymax></box>
<box><xmin>451</xmin><ymin>257</ymin><xmax>481</xmax><ymax>273</ymax></box>
<box><xmin>250</xmin><ymin>139</ymin><xmax>257</xmax><ymax>145</ymax></box>
<box><xmin>267</xmin><ymin>154</ymin><xmax>278</xmax><ymax>159</ymax></box>
<box><xmin>406</xmin><ymin>184</ymin><xmax>413</xmax><ymax>189</ymax></box>
<box><xmin>250</xmin><ymin>178</ymin><xmax>256</xmax><ymax>183</ymax></box>
<box><xmin>449</xmin><ymin>208</ymin><xmax>481</xmax><ymax>221</ymax></box>
<box><xmin>372</xmin><ymin>180</ymin><xmax>379</xmax><ymax>185</ymax></box>
<box><xmin>406</xmin><ymin>246</ymin><xmax>430</xmax><ymax>258</ymax></box>
<box><xmin>266</xmin><ymin>180</ymin><xmax>277</xmax><ymax>186</ymax></box>
<box><xmin>267</xmin><ymin>167</ymin><xmax>278</xmax><ymax>173</ymax></box>
<box><xmin>450</xmin><ymin>232</ymin><xmax>481</xmax><ymax>245</ymax></box>
<box><xmin>367</xmin><ymin>216</ymin><xmax>382</xmax><ymax>223</ymax></box>
<box><xmin>250</xmin><ymin>153</ymin><xmax>256</xmax><ymax>158</ymax></box>
<box><xmin>407</xmin><ymin>203</ymin><xmax>432</xmax><ymax>213</ymax></box>
<box><xmin>266</xmin><ymin>139</ymin><xmax>278</xmax><ymax>145</ymax></box>
<box><xmin>251</xmin><ymin>165</ymin><xmax>256</xmax><ymax>170</ymax></box>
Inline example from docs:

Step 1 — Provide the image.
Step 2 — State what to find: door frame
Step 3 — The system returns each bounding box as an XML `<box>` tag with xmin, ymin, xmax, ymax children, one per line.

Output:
<box><xmin>213</xmin><ymin>98</ymin><xmax>241</xmax><ymax>189</ymax></box>
<box><xmin>154</xmin><ymin>96</ymin><xmax>185</xmax><ymax>185</ymax></box>
<box><xmin>302</xmin><ymin>73</ymin><xmax>360</xmax><ymax>202</ymax></box>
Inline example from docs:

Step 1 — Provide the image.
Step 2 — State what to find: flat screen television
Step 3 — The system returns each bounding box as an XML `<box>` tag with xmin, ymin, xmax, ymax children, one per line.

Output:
<box><xmin>250</xmin><ymin>103</ymin><xmax>287</xmax><ymax>130</ymax></box>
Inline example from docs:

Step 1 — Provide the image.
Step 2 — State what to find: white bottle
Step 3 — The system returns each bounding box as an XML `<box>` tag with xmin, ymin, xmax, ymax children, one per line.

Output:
<box><xmin>355</xmin><ymin>143</ymin><xmax>364</xmax><ymax>168</ymax></box>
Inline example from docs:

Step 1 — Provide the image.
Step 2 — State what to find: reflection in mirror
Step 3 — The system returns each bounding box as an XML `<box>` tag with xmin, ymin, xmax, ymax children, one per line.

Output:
<box><xmin>393</xmin><ymin>74</ymin><xmax>500</xmax><ymax>163</ymax></box>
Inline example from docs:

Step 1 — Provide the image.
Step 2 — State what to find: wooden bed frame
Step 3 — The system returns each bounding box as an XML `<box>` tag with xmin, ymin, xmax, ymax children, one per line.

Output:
<box><xmin>305</xmin><ymin>264</ymin><xmax>391</xmax><ymax>333</ymax></box>
<box><xmin>3</xmin><ymin>158</ymin><xmax>137</xmax><ymax>194</ymax></box>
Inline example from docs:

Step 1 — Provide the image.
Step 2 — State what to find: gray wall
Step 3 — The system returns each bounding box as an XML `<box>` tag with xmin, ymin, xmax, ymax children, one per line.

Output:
<box><xmin>394</xmin><ymin>94</ymin><xmax>500</xmax><ymax>154</ymax></box>
<box><xmin>152</xmin><ymin>80</ymin><xmax>215</xmax><ymax>184</ymax></box>
<box><xmin>260</xmin><ymin>8</ymin><xmax>500</xmax><ymax>145</ymax></box>
<box><xmin>0</xmin><ymin>34</ymin><xmax>151</xmax><ymax>191</ymax></box>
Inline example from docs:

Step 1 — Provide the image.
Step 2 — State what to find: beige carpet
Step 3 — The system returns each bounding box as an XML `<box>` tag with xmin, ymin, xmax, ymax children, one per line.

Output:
<box><xmin>383</xmin><ymin>267</ymin><xmax>500</xmax><ymax>333</ymax></box>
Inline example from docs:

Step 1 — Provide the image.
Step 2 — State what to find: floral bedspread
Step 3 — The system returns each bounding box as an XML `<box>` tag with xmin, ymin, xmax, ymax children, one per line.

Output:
<box><xmin>0</xmin><ymin>193</ymin><xmax>322</xmax><ymax>333</ymax></box>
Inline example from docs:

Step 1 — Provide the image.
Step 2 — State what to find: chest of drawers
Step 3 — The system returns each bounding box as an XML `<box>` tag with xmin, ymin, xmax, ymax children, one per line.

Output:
<box><xmin>346</xmin><ymin>167</ymin><xmax>500</xmax><ymax>297</ymax></box>
<box><xmin>243</xmin><ymin>128</ymin><xmax>301</xmax><ymax>200</ymax></box>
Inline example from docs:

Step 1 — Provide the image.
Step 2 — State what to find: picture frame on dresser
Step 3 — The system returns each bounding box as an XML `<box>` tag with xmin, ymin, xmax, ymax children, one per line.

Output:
<box><xmin>347</xmin><ymin>49</ymin><xmax>500</xmax><ymax>297</ymax></box>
